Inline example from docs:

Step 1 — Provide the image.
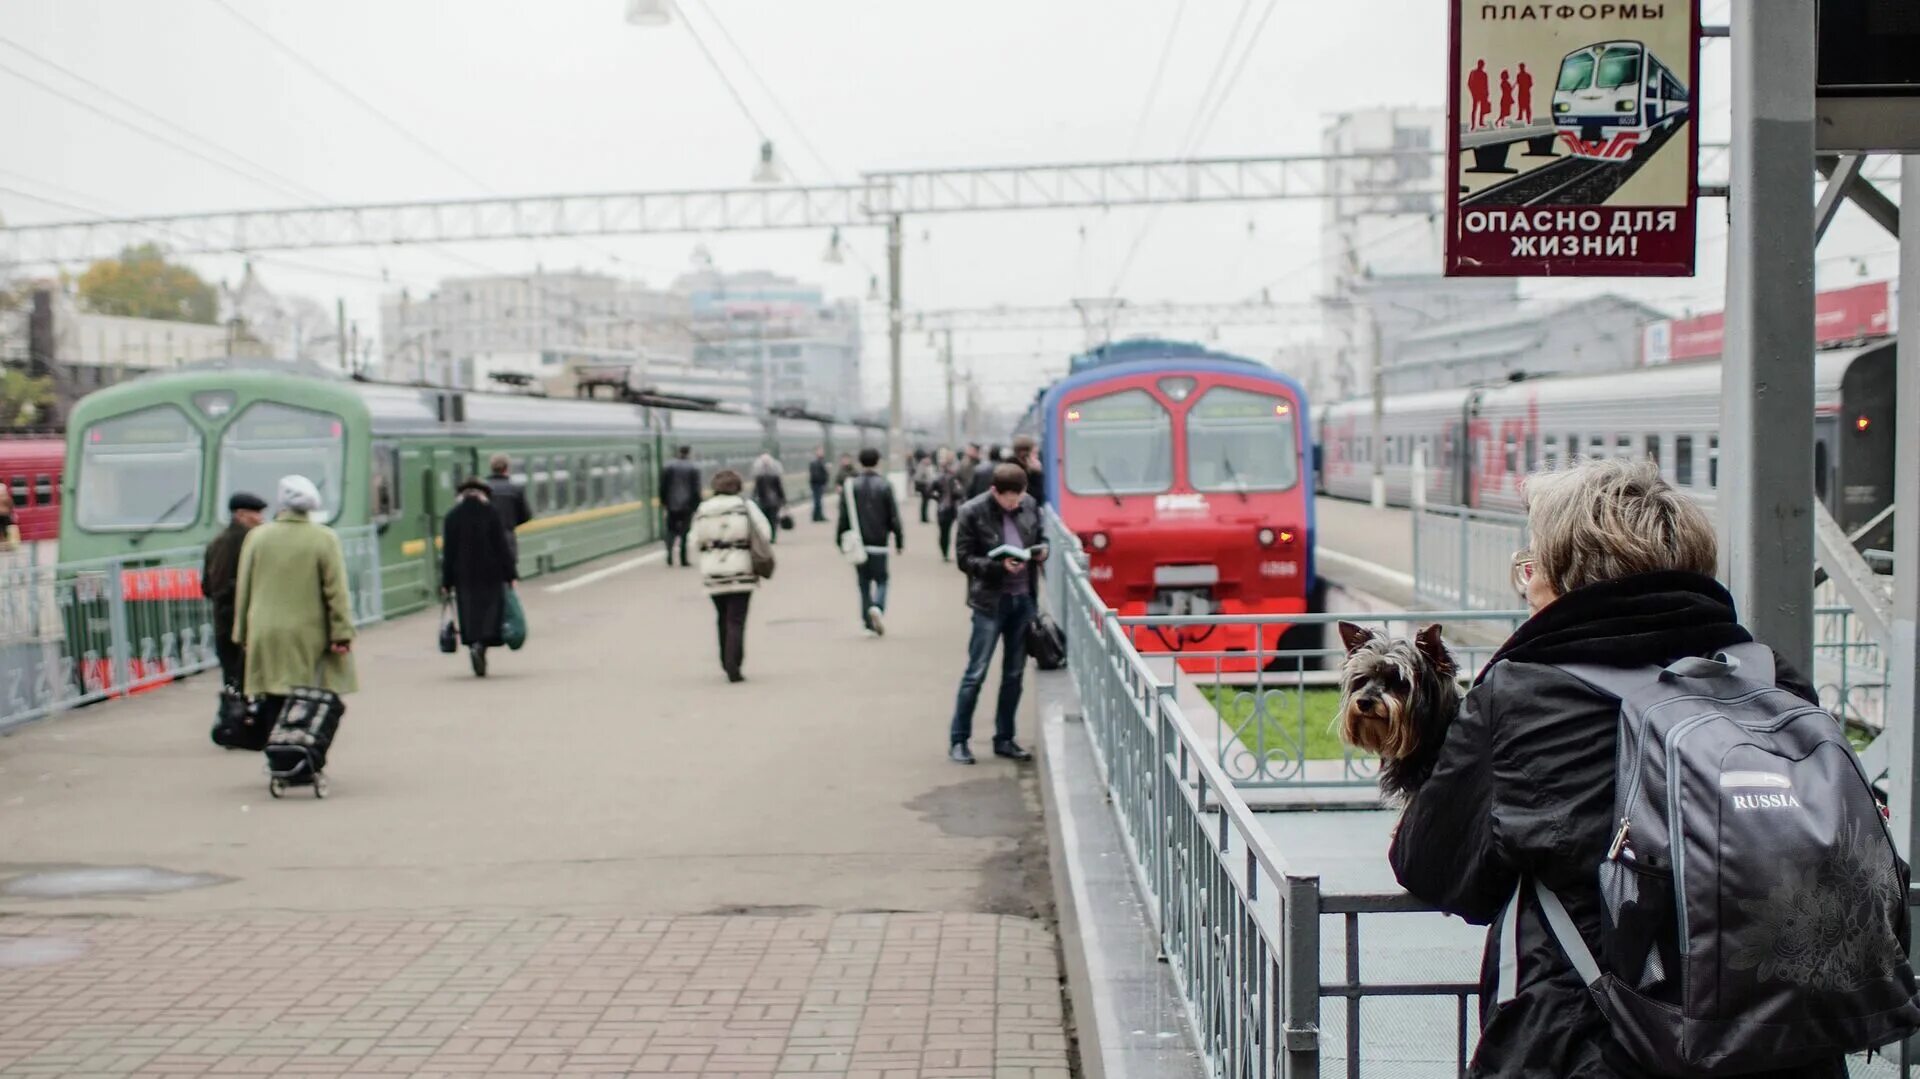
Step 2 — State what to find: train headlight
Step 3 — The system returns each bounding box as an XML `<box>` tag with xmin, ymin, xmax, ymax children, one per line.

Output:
<box><xmin>1554</xmin><ymin>102</ymin><xmax>1570</xmax><ymax>113</ymax></box>
<box><xmin>1616</xmin><ymin>99</ymin><xmax>1635</xmax><ymax>112</ymax></box>
<box><xmin>1088</xmin><ymin>531</ymin><xmax>1110</xmax><ymax>551</ymax></box>
<box><xmin>1257</xmin><ymin>527</ymin><xmax>1276</xmax><ymax>547</ymax></box>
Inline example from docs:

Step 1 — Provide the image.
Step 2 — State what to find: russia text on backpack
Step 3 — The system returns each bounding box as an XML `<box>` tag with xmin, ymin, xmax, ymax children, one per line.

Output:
<box><xmin>1499</xmin><ymin>642</ymin><xmax>1920</xmax><ymax>1075</ymax></box>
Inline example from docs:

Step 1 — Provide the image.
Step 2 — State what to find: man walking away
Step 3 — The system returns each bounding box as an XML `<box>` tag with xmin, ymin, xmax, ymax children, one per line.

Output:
<box><xmin>441</xmin><ymin>477</ymin><xmax>518</xmax><ymax>678</ymax></box>
<box><xmin>948</xmin><ymin>463</ymin><xmax>1047</xmax><ymax>764</ymax></box>
<box><xmin>485</xmin><ymin>454</ymin><xmax>533</xmax><ymax>561</ymax></box>
<box><xmin>751</xmin><ymin>453</ymin><xmax>787</xmax><ymax>542</ymax></box>
<box><xmin>967</xmin><ymin>443</ymin><xmax>997</xmax><ymax>499</ymax></box>
<box><xmin>693</xmin><ymin>470</ymin><xmax>772</xmax><ymax>683</ymax></box>
<box><xmin>935</xmin><ymin>451</ymin><xmax>966</xmax><ymax>562</ymax></box>
<box><xmin>660</xmin><ymin>445</ymin><xmax>702</xmax><ymax>567</ymax></box>
<box><xmin>915</xmin><ymin>452</ymin><xmax>940</xmax><ymax>524</ymax></box>
<box><xmin>808</xmin><ymin>446</ymin><xmax>830</xmax><ymax>522</ymax></box>
<box><xmin>1012</xmin><ymin>435</ymin><xmax>1045</xmax><ymax>507</ymax></box>
<box><xmin>836</xmin><ymin>447</ymin><xmax>903</xmax><ymax>636</ymax></box>
<box><xmin>204</xmin><ymin>492</ymin><xmax>267</xmax><ymax>690</ymax></box>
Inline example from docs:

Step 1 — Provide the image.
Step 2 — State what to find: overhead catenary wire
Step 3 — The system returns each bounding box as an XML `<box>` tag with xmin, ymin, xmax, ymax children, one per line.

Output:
<box><xmin>1122</xmin><ymin>0</ymin><xmax>1191</xmax><ymax>160</ymax></box>
<box><xmin>677</xmin><ymin>0</ymin><xmax>837</xmax><ymax>183</ymax></box>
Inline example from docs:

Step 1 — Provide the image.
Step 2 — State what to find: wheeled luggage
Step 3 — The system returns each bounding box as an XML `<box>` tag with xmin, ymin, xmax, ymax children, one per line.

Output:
<box><xmin>263</xmin><ymin>687</ymin><xmax>344</xmax><ymax>799</ymax></box>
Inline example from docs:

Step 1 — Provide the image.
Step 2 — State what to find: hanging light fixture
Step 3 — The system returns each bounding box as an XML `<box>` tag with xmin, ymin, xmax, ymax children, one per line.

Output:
<box><xmin>752</xmin><ymin>140</ymin><xmax>782</xmax><ymax>184</ymax></box>
<box><xmin>822</xmin><ymin>227</ymin><xmax>844</xmax><ymax>264</ymax></box>
<box><xmin>625</xmin><ymin>0</ymin><xmax>673</xmax><ymax>25</ymax></box>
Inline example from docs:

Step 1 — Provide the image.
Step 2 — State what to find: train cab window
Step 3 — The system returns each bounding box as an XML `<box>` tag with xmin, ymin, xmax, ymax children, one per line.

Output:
<box><xmin>1645</xmin><ymin>435</ymin><xmax>1661</xmax><ymax>471</ymax></box>
<box><xmin>1674</xmin><ymin>436</ymin><xmax>1694</xmax><ymax>486</ymax></box>
<box><xmin>1186</xmin><ymin>387</ymin><xmax>1300</xmax><ymax>493</ymax></box>
<box><xmin>76</xmin><ymin>404</ymin><xmax>204</xmax><ymax>532</ymax></box>
<box><xmin>1064</xmin><ymin>388</ymin><xmax>1174</xmax><ymax>496</ymax></box>
<box><xmin>218</xmin><ymin>402</ymin><xmax>346</xmax><ymax>524</ymax></box>
<box><xmin>371</xmin><ymin>443</ymin><xmax>399</xmax><ymax>519</ymax></box>
<box><xmin>1708</xmin><ymin>436</ymin><xmax>1720</xmax><ymax>489</ymax></box>
<box><xmin>8</xmin><ymin>476</ymin><xmax>26</xmax><ymax>507</ymax></box>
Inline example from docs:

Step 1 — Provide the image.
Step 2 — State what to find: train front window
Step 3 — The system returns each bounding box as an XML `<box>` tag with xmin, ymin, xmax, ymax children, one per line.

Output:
<box><xmin>1596</xmin><ymin>47</ymin><xmax>1641</xmax><ymax>90</ymax></box>
<box><xmin>76</xmin><ymin>405</ymin><xmax>204</xmax><ymax>532</ymax></box>
<box><xmin>217</xmin><ymin>402</ymin><xmax>346</xmax><ymax>524</ymax></box>
<box><xmin>1187</xmin><ymin>387</ymin><xmax>1299</xmax><ymax>493</ymax></box>
<box><xmin>1557</xmin><ymin>52</ymin><xmax>1596</xmax><ymax>92</ymax></box>
<box><xmin>1064</xmin><ymin>389</ymin><xmax>1173</xmax><ymax>496</ymax></box>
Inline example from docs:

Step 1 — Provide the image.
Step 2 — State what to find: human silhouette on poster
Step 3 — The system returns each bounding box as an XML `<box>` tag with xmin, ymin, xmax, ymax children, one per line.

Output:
<box><xmin>1515</xmin><ymin>63</ymin><xmax>1535</xmax><ymax>124</ymax></box>
<box><xmin>1499</xmin><ymin>69</ymin><xmax>1514</xmax><ymax>126</ymax></box>
<box><xmin>1468</xmin><ymin>60</ymin><xmax>1491</xmax><ymax>129</ymax></box>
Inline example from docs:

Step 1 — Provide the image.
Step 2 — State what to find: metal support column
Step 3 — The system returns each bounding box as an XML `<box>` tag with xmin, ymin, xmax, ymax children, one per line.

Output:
<box><xmin>1368</xmin><ymin>310</ymin><xmax>1386</xmax><ymax>509</ymax></box>
<box><xmin>886</xmin><ymin>214</ymin><xmax>905</xmax><ymax>475</ymax></box>
<box><xmin>1720</xmin><ymin>0</ymin><xmax>1817</xmax><ymax>677</ymax></box>
<box><xmin>1890</xmin><ymin>162</ymin><xmax>1920</xmax><ymax>860</ymax></box>
<box><xmin>942</xmin><ymin>329</ymin><xmax>957</xmax><ymax>448</ymax></box>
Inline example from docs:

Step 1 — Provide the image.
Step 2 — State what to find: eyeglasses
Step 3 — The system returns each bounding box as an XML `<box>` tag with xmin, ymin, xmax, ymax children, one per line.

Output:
<box><xmin>1511</xmin><ymin>549</ymin><xmax>1536</xmax><ymax>596</ymax></box>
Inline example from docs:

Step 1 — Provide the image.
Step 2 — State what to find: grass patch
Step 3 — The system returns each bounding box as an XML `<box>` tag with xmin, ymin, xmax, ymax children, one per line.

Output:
<box><xmin>1198</xmin><ymin>684</ymin><xmax>1360</xmax><ymax>761</ymax></box>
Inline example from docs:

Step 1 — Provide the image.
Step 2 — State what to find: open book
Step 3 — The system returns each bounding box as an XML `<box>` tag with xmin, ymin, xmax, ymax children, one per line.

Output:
<box><xmin>988</xmin><ymin>544</ymin><xmax>1038</xmax><ymax>562</ymax></box>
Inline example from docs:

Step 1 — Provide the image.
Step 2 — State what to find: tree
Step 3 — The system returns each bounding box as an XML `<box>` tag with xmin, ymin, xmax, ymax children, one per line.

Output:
<box><xmin>76</xmin><ymin>244</ymin><xmax>217</xmax><ymax>324</ymax></box>
<box><xmin>0</xmin><ymin>369</ymin><xmax>54</xmax><ymax>427</ymax></box>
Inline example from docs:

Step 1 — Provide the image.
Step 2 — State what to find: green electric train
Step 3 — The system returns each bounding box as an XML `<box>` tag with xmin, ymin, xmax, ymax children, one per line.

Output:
<box><xmin>59</xmin><ymin>359</ymin><xmax>880</xmax><ymax>618</ymax></box>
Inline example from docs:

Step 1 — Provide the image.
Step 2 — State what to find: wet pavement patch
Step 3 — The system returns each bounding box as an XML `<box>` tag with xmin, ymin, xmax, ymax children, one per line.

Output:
<box><xmin>0</xmin><ymin>936</ymin><xmax>86</xmax><ymax>967</ymax></box>
<box><xmin>0</xmin><ymin>865</ymin><xmax>229</xmax><ymax>899</ymax></box>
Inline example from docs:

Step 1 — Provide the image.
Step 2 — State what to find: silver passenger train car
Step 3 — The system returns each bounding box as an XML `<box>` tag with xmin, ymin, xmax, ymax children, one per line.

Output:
<box><xmin>1315</xmin><ymin>342</ymin><xmax>1898</xmax><ymax>548</ymax></box>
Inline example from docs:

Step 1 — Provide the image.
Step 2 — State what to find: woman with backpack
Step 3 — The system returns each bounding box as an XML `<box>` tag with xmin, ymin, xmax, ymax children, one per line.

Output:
<box><xmin>692</xmin><ymin>469</ymin><xmax>772</xmax><ymax>684</ymax></box>
<box><xmin>1389</xmin><ymin>457</ymin><xmax>1905</xmax><ymax>1078</ymax></box>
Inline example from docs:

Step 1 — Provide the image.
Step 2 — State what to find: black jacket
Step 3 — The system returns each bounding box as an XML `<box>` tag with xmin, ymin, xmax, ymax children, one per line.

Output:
<box><xmin>808</xmin><ymin>458</ymin><xmax>830</xmax><ymax>489</ymax></box>
<box><xmin>966</xmin><ymin>459</ymin><xmax>995</xmax><ymax>499</ymax></box>
<box><xmin>201</xmin><ymin>521</ymin><xmax>250</xmax><ymax>629</ymax></box>
<box><xmin>660</xmin><ymin>457</ymin><xmax>702</xmax><ymax>514</ymax></box>
<box><xmin>934</xmin><ymin>467</ymin><xmax>967</xmax><ymax>514</ymax></box>
<box><xmin>1390</xmin><ymin>571</ymin><xmax>1837</xmax><ymax>1079</ymax></box>
<box><xmin>752</xmin><ymin>472</ymin><xmax>787</xmax><ymax>517</ymax></box>
<box><xmin>953</xmin><ymin>491</ymin><xmax>1043</xmax><ymax>614</ymax></box>
<box><xmin>836</xmin><ymin>471</ymin><xmax>902</xmax><ymax>552</ymax></box>
<box><xmin>486</xmin><ymin>475</ymin><xmax>533</xmax><ymax>536</ymax></box>
<box><xmin>441</xmin><ymin>496</ymin><xmax>518</xmax><ymax>590</ymax></box>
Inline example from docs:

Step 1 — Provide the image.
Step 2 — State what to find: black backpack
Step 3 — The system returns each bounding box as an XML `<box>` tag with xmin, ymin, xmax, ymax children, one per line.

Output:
<box><xmin>1027</xmin><ymin>614</ymin><xmax>1066</xmax><ymax>671</ymax></box>
<box><xmin>1510</xmin><ymin>643</ymin><xmax>1920</xmax><ymax>1074</ymax></box>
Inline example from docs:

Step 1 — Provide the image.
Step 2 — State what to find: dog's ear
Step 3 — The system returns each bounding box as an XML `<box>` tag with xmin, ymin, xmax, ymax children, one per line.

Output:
<box><xmin>1337</xmin><ymin>621</ymin><xmax>1380</xmax><ymax>655</ymax></box>
<box><xmin>1415</xmin><ymin>623</ymin><xmax>1456</xmax><ymax>676</ymax></box>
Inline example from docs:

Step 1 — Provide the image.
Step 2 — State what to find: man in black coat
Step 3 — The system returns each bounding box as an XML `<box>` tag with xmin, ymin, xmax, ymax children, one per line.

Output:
<box><xmin>201</xmin><ymin>492</ymin><xmax>267</xmax><ymax>689</ymax></box>
<box><xmin>441</xmin><ymin>477</ymin><xmax>519</xmax><ymax>678</ymax></box>
<box><xmin>836</xmin><ymin>447</ymin><xmax>903</xmax><ymax>636</ymax></box>
<box><xmin>485</xmin><ymin>454</ymin><xmax>534</xmax><ymax>560</ymax></box>
<box><xmin>659</xmin><ymin>445</ymin><xmax>702</xmax><ymax>567</ymax></box>
<box><xmin>947</xmin><ymin>463</ymin><xmax>1046</xmax><ymax>765</ymax></box>
<box><xmin>808</xmin><ymin>446</ymin><xmax>830</xmax><ymax>522</ymax></box>
<box><xmin>967</xmin><ymin>443</ymin><xmax>999</xmax><ymax>500</ymax></box>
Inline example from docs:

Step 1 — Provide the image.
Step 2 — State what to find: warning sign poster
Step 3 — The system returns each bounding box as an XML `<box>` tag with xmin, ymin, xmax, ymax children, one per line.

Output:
<box><xmin>1446</xmin><ymin>2</ymin><xmax>1700</xmax><ymax>277</ymax></box>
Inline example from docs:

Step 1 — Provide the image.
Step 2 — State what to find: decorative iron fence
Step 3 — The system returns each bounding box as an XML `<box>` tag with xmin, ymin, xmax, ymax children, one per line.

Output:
<box><xmin>0</xmin><ymin>526</ymin><xmax>382</xmax><ymax>734</ymax></box>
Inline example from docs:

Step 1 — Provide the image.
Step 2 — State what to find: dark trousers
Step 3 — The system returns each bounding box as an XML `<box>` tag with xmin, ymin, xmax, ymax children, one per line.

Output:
<box><xmin>857</xmin><ymin>553</ymin><xmax>890</xmax><ymax>622</ymax></box>
<box><xmin>949</xmin><ymin>593</ymin><xmax>1034</xmax><ymax>746</ymax></box>
<box><xmin>937</xmin><ymin>508</ymin><xmax>957</xmax><ymax>560</ymax></box>
<box><xmin>665</xmin><ymin>510</ymin><xmax>693</xmax><ymax>565</ymax></box>
<box><xmin>810</xmin><ymin>483</ymin><xmax>827</xmax><ymax>522</ymax></box>
<box><xmin>711</xmin><ymin>592</ymin><xmax>750</xmax><ymax>677</ymax></box>
<box><xmin>920</xmin><ymin>491</ymin><xmax>933</xmax><ymax>523</ymax></box>
<box><xmin>213</xmin><ymin>614</ymin><xmax>244</xmax><ymax>689</ymax></box>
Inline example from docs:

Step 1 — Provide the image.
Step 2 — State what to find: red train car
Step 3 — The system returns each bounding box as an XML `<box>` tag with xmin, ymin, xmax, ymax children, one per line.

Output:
<box><xmin>1034</xmin><ymin>340</ymin><xmax>1322</xmax><ymax>670</ymax></box>
<box><xmin>0</xmin><ymin>437</ymin><xmax>65</xmax><ymax>543</ymax></box>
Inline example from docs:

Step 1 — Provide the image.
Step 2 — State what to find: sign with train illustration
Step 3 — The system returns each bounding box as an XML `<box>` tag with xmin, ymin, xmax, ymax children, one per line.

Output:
<box><xmin>1446</xmin><ymin>2</ymin><xmax>1701</xmax><ymax>277</ymax></box>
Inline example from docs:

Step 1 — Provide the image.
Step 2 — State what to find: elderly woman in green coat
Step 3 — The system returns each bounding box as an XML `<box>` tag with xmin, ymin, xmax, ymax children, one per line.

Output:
<box><xmin>232</xmin><ymin>475</ymin><xmax>358</xmax><ymax>718</ymax></box>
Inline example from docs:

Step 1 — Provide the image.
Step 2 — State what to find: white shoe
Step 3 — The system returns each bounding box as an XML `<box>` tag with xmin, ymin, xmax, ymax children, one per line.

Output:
<box><xmin>867</xmin><ymin>606</ymin><xmax>885</xmax><ymax>636</ymax></box>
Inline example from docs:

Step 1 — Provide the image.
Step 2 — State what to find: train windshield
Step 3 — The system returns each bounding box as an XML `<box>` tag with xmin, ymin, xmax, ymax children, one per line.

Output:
<box><xmin>75</xmin><ymin>405</ymin><xmax>204</xmax><ymax>532</ymax></box>
<box><xmin>1595</xmin><ymin>46</ymin><xmax>1641</xmax><ymax>90</ymax></box>
<box><xmin>217</xmin><ymin>402</ymin><xmax>346</xmax><ymax>523</ymax></box>
<box><xmin>1186</xmin><ymin>387</ymin><xmax>1299</xmax><ymax>493</ymax></box>
<box><xmin>1064</xmin><ymin>389</ymin><xmax>1172</xmax><ymax>496</ymax></box>
<box><xmin>1557</xmin><ymin>52</ymin><xmax>1595</xmax><ymax>91</ymax></box>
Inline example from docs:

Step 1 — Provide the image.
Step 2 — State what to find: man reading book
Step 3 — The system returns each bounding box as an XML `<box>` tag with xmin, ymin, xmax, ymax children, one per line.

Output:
<box><xmin>948</xmin><ymin>462</ymin><xmax>1049</xmax><ymax>764</ymax></box>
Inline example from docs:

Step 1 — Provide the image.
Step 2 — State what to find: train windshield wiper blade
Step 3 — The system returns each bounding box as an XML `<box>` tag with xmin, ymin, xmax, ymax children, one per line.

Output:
<box><xmin>1221</xmin><ymin>455</ymin><xmax>1250</xmax><ymax>502</ymax></box>
<box><xmin>128</xmin><ymin>490</ymin><xmax>195</xmax><ymax>546</ymax></box>
<box><xmin>1088</xmin><ymin>464</ymin><xmax>1124</xmax><ymax>507</ymax></box>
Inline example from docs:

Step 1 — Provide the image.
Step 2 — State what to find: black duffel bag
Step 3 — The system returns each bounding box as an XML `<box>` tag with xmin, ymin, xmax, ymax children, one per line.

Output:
<box><xmin>210</xmin><ymin>686</ymin><xmax>270</xmax><ymax>751</ymax></box>
<box><xmin>1028</xmin><ymin>613</ymin><xmax>1067</xmax><ymax>670</ymax></box>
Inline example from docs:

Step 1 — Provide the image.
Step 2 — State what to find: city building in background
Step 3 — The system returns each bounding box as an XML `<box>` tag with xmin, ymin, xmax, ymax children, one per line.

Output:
<box><xmin>1382</xmin><ymin>294</ymin><xmax>1662</xmax><ymax>394</ymax></box>
<box><xmin>677</xmin><ymin>267</ymin><xmax>862</xmax><ymax>413</ymax></box>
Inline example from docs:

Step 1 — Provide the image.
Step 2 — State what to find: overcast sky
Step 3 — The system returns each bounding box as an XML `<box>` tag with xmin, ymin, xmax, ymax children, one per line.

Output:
<box><xmin>0</xmin><ymin>0</ymin><xmax>1902</xmax><ymax>419</ymax></box>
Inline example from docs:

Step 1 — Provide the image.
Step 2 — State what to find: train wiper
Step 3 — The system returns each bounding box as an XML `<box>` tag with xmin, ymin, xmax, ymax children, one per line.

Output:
<box><xmin>1221</xmin><ymin>456</ymin><xmax>1250</xmax><ymax>503</ymax></box>
<box><xmin>1088</xmin><ymin>464</ymin><xmax>1124</xmax><ymax>507</ymax></box>
<box><xmin>127</xmin><ymin>491</ymin><xmax>195</xmax><ymax>547</ymax></box>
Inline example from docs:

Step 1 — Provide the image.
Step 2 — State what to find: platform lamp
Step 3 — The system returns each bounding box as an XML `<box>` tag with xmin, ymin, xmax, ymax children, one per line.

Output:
<box><xmin>625</xmin><ymin>0</ymin><xmax>672</xmax><ymax>25</ymax></box>
<box><xmin>822</xmin><ymin>227</ymin><xmax>845</xmax><ymax>264</ymax></box>
<box><xmin>753</xmin><ymin>141</ymin><xmax>783</xmax><ymax>184</ymax></box>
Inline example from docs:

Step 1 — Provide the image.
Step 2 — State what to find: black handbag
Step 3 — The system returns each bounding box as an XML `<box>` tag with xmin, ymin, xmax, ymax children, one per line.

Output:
<box><xmin>211</xmin><ymin>686</ymin><xmax>269</xmax><ymax>750</ymax></box>
<box><xmin>778</xmin><ymin>512</ymin><xmax>795</xmax><ymax>531</ymax></box>
<box><xmin>1028</xmin><ymin>614</ymin><xmax>1067</xmax><ymax>670</ymax></box>
<box><xmin>438</xmin><ymin>600</ymin><xmax>458</xmax><ymax>653</ymax></box>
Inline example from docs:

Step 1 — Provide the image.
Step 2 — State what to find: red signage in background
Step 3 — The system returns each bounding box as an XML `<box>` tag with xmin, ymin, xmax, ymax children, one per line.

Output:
<box><xmin>1446</xmin><ymin>2</ymin><xmax>1702</xmax><ymax>277</ymax></box>
<box><xmin>1640</xmin><ymin>280</ymin><xmax>1897</xmax><ymax>364</ymax></box>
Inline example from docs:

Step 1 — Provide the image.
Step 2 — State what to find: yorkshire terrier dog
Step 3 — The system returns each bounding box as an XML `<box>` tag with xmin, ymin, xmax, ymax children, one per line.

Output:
<box><xmin>1335</xmin><ymin>622</ymin><xmax>1460</xmax><ymax>800</ymax></box>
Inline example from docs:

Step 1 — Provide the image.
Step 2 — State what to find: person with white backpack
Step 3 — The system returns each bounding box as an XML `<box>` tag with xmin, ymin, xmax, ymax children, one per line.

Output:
<box><xmin>1390</xmin><ymin>458</ymin><xmax>1919</xmax><ymax>1078</ymax></box>
<box><xmin>692</xmin><ymin>470</ymin><xmax>773</xmax><ymax>683</ymax></box>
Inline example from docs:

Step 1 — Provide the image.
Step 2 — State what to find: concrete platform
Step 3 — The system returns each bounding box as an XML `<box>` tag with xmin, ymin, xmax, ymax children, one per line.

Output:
<box><xmin>0</xmin><ymin>513</ymin><xmax>1070</xmax><ymax>1078</ymax></box>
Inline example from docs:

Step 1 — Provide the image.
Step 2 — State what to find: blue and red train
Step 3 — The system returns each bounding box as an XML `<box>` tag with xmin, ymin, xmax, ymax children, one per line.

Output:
<box><xmin>1018</xmin><ymin>339</ymin><xmax>1322</xmax><ymax>669</ymax></box>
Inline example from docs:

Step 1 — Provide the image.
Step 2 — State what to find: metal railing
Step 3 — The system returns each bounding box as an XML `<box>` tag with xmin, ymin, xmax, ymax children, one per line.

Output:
<box><xmin>0</xmin><ymin>526</ymin><xmax>382</xmax><ymax>734</ymax></box>
<box><xmin>1042</xmin><ymin>507</ymin><xmax>1483</xmax><ymax>1077</ymax></box>
<box><xmin>1410</xmin><ymin>504</ymin><xmax>1529</xmax><ymax>612</ymax></box>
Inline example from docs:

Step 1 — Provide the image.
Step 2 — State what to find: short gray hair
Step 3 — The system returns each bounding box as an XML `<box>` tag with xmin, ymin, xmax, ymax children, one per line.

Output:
<box><xmin>1524</xmin><ymin>457</ymin><xmax>1716</xmax><ymax>595</ymax></box>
